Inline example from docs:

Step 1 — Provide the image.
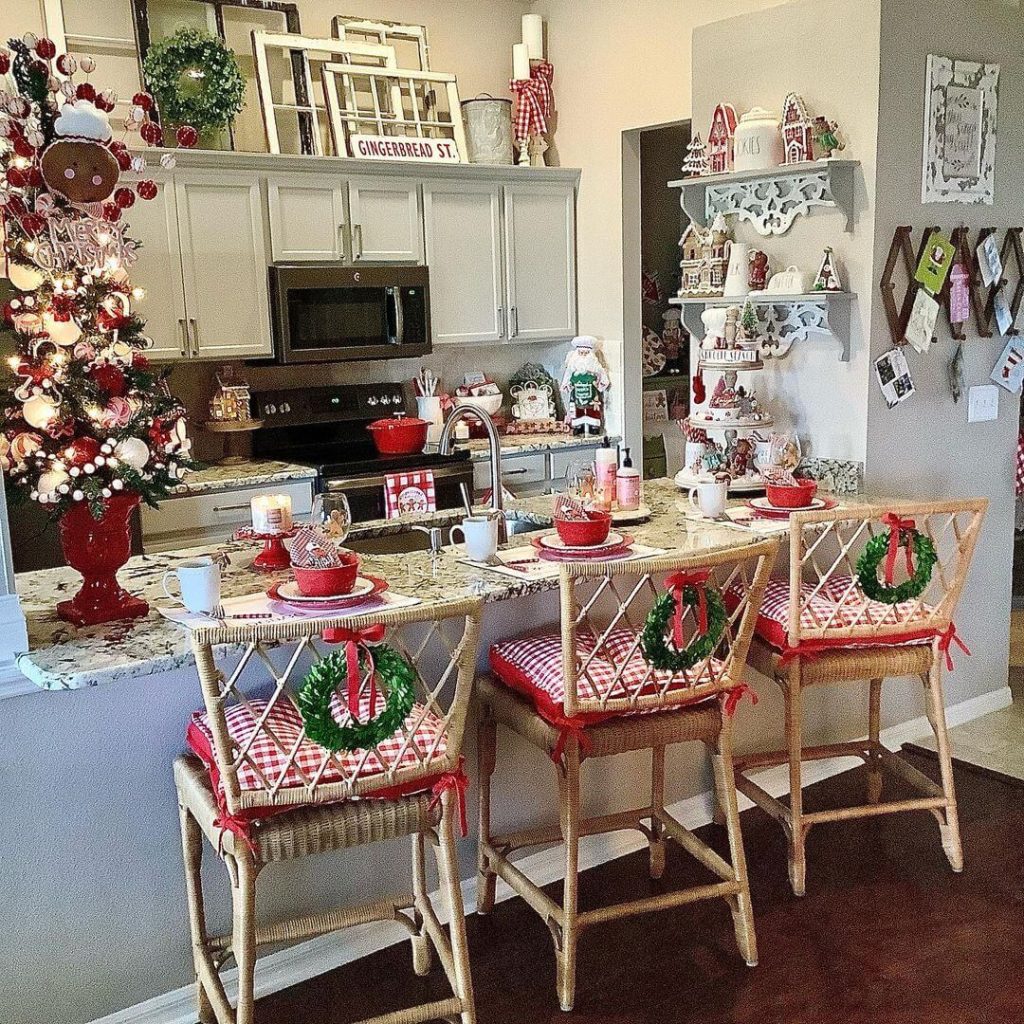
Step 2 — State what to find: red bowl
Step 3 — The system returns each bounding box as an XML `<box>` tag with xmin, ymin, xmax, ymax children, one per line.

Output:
<box><xmin>765</xmin><ymin>480</ymin><xmax>818</xmax><ymax>509</ymax></box>
<box><xmin>367</xmin><ymin>416</ymin><xmax>429</xmax><ymax>456</ymax></box>
<box><xmin>293</xmin><ymin>551</ymin><xmax>360</xmax><ymax>597</ymax></box>
<box><xmin>554</xmin><ymin>510</ymin><xmax>612</xmax><ymax>547</ymax></box>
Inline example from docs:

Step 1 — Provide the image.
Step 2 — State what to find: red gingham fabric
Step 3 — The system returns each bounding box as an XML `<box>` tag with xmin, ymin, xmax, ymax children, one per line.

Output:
<box><xmin>383</xmin><ymin>470</ymin><xmax>436</xmax><ymax>520</ymax></box>
<box><xmin>726</xmin><ymin>575</ymin><xmax>934</xmax><ymax>654</ymax></box>
<box><xmin>510</xmin><ymin>61</ymin><xmax>554</xmax><ymax>138</ymax></box>
<box><xmin>490</xmin><ymin>627</ymin><xmax>723</xmax><ymax>726</ymax></box>
<box><xmin>1016</xmin><ymin>430</ymin><xmax>1024</xmax><ymax>496</ymax></box>
<box><xmin>187</xmin><ymin>689</ymin><xmax>448</xmax><ymax>796</ymax></box>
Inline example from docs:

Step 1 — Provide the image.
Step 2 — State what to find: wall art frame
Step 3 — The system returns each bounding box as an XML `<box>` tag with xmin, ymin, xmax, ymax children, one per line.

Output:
<box><xmin>922</xmin><ymin>54</ymin><xmax>1000</xmax><ymax>205</ymax></box>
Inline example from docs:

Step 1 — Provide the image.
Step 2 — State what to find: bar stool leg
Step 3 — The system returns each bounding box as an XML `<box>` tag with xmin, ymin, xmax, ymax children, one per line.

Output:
<box><xmin>784</xmin><ymin>667</ymin><xmax>807</xmax><ymax>897</ymax></box>
<box><xmin>712</xmin><ymin>715</ymin><xmax>758</xmax><ymax>967</ymax></box>
<box><xmin>476</xmin><ymin>706</ymin><xmax>498</xmax><ymax>915</ymax></box>
<box><xmin>923</xmin><ymin>659</ymin><xmax>964</xmax><ymax>872</ymax></box>
<box><xmin>230</xmin><ymin>854</ymin><xmax>258</xmax><ymax>1024</ymax></box>
<box><xmin>411</xmin><ymin>832</ymin><xmax>433</xmax><ymax>976</ymax></box>
<box><xmin>648</xmin><ymin>745</ymin><xmax>667</xmax><ymax>879</ymax></box>
<box><xmin>178</xmin><ymin>804</ymin><xmax>216</xmax><ymax>1024</ymax></box>
<box><xmin>436</xmin><ymin>789</ymin><xmax>477</xmax><ymax>1024</ymax></box>
<box><xmin>867</xmin><ymin>677</ymin><xmax>884</xmax><ymax>804</ymax></box>
<box><xmin>556</xmin><ymin>738</ymin><xmax>581</xmax><ymax>1012</ymax></box>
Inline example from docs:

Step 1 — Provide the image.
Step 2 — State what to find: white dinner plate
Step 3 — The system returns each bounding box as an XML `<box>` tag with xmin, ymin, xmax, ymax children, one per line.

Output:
<box><xmin>536</xmin><ymin>531</ymin><xmax>626</xmax><ymax>553</ymax></box>
<box><xmin>747</xmin><ymin>496</ymin><xmax>828</xmax><ymax>514</ymax></box>
<box><xmin>274</xmin><ymin>575</ymin><xmax>377</xmax><ymax>604</ymax></box>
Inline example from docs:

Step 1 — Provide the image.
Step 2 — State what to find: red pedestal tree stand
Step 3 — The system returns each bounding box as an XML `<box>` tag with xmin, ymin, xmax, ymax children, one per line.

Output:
<box><xmin>56</xmin><ymin>493</ymin><xmax>148</xmax><ymax>626</ymax></box>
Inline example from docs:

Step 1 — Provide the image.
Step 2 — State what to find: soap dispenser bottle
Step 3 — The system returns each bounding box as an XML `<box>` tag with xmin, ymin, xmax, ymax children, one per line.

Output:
<box><xmin>595</xmin><ymin>435</ymin><xmax>617</xmax><ymax>510</ymax></box>
<box><xmin>616</xmin><ymin>447</ymin><xmax>641</xmax><ymax>511</ymax></box>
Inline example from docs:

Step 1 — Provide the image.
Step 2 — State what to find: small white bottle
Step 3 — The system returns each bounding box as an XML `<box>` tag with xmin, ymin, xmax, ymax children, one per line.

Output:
<box><xmin>616</xmin><ymin>447</ymin><xmax>641</xmax><ymax>511</ymax></box>
<box><xmin>594</xmin><ymin>435</ymin><xmax>618</xmax><ymax>510</ymax></box>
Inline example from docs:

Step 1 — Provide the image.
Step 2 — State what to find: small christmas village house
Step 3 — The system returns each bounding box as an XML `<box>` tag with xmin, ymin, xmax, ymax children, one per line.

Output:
<box><xmin>679</xmin><ymin>223</ymin><xmax>708</xmax><ymax>294</ymax></box>
<box><xmin>781</xmin><ymin>92</ymin><xmax>814</xmax><ymax>164</ymax></box>
<box><xmin>708</xmin><ymin>103</ymin><xmax>738</xmax><ymax>174</ymax></box>
<box><xmin>678</xmin><ymin>215</ymin><xmax>732</xmax><ymax>297</ymax></box>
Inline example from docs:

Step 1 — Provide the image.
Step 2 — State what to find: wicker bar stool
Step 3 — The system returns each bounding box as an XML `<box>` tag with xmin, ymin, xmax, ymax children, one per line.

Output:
<box><xmin>174</xmin><ymin>597</ymin><xmax>483</xmax><ymax>1024</ymax></box>
<box><xmin>730</xmin><ymin>499</ymin><xmax>987</xmax><ymax>896</ymax></box>
<box><xmin>475</xmin><ymin>538</ymin><xmax>778</xmax><ymax>1011</ymax></box>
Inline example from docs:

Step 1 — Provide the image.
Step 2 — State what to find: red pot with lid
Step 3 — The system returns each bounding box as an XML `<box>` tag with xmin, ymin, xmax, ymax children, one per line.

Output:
<box><xmin>367</xmin><ymin>413</ymin><xmax>429</xmax><ymax>455</ymax></box>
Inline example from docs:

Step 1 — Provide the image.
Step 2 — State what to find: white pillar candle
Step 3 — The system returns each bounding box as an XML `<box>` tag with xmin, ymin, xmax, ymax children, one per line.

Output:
<box><xmin>512</xmin><ymin>43</ymin><xmax>531</xmax><ymax>81</ymax></box>
<box><xmin>522</xmin><ymin>14</ymin><xmax>544</xmax><ymax>60</ymax></box>
<box><xmin>251</xmin><ymin>494</ymin><xmax>293</xmax><ymax>535</ymax></box>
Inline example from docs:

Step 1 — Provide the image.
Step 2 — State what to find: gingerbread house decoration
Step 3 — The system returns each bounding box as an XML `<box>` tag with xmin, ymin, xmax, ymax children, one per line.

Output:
<box><xmin>678</xmin><ymin>214</ymin><xmax>732</xmax><ymax>297</ymax></box>
<box><xmin>708</xmin><ymin>103</ymin><xmax>738</xmax><ymax>174</ymax></box>
<box><xmin>780</xmin><ymin>92</ymin><xmax>813</xmax><ymax>165</ymax></box>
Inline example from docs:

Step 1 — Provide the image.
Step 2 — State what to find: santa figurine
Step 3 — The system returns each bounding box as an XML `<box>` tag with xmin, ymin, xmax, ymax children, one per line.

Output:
<box><xmin>561</xmin><ymin>335</ymin><xmax>610</xmax><ymax>436</ymax></box>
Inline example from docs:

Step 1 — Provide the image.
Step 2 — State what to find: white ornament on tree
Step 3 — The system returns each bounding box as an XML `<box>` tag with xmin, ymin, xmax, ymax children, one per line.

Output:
<box><xmin>114</xmin><ymin>436</ymin><xmax>149</xmax><ymax>470</ymax></box>
<box><xmin>41</xmin><ymin>312</ymin><xmax>83</xmax><ymax>346</ymax></box>
<box><xmin>22</xmin><ymin>393</ymin><xmax>59</xmax><ymax>429</ymax></box>
<box><xmin>8</xmin><ymin>262</ymin><xmax>46</xmax><ymax>291</ymax></box>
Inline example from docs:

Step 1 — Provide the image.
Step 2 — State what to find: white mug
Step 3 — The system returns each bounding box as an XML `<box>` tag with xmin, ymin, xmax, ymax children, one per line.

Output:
<box><xmin>163</xmin><ymin>557</ymin><xmax>221</xmax><ymax>614</ymax></box>
<box><xmin>450</xmin><ymin>516</ymin><xmax>499</xmax><ymax>562</ymax></box>
<box><xmin>689</xmin><ymin>478</ymin><xmax>729</xmax><ymax>519</ymax></box>
<box><xmin>416</xmin><ymin>396</ymin><xmax>444</xmax><ymax>445</ymax></box>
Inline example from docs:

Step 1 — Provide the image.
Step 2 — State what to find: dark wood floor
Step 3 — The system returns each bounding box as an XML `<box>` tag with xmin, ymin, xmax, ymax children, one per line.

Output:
<box><xmin>259</xmin><ymin>753</ymin><xmax>1024</xmax><ymax>1024</ymax></box>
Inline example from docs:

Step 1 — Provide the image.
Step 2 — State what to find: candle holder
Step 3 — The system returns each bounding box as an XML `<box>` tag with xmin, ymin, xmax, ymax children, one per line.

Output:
<box><xmin>233</xmin><ymin>526</ymin><xmax>300</xmax><ymax>572</ymax></box>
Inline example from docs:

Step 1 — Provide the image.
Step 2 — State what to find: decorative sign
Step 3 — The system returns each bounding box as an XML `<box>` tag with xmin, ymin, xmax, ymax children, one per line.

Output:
<box><xmin>28</xmin><ymin>211</ymin><xmax>138</xmax><ymax>274</ymax></box>
<box><xmin>922</xmin><ymin>55</ymin><xmax>999</xmax><ymax>205</ymax></box>
<box><xmin>349</xmin><ymin>134</ymin><xmax>461</xmax><ymax>163</ymax></box>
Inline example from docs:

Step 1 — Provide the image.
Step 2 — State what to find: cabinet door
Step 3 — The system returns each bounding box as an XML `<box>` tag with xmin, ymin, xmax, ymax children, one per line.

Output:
<box><xmin>175</xmin><ymin>171</ymin><xmax>273</xmax><ymax>359</ymax></box>
<box><xmin>422</xmin><ymin>182</ymin><xmax>505</xmax><ymax>345</ymax></box>
<box><xmin>125</xmin><ymin>177</ymin><xmax>188</xmax><ymax>360</ymax></box>
<box><xmin>267</xmin><ymin>176</ymin><xmax>346</xmax><ymax>261</ymax></box>
<box><xmin>348</xmin><ymin>178</ymin><xmax>423</xmax><ymax>262</ymax></box>
<box><xmin>504</xmin><ymin>183</ymin><xmax>577</xmax><ymax>342</ymax></box>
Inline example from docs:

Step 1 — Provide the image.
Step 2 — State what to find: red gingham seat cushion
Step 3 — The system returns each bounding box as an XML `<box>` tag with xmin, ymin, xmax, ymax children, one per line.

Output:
<box><xmin>187</xmin><ymin>690</ymin><xmax>448</xmax><ymax>799</ymax></box>
<box><xmin>489</xmin><ymin>627</ymin><xmax>722</xmax><ymax>726</ymax></box>
<box><xmin>728</xmin><ymin>575</ymin><xmax>935</xmax><ymax>654</ymax></box>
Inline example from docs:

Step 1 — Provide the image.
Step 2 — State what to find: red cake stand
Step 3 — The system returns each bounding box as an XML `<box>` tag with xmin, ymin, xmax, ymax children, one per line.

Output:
<box><xmin>233</xmin><ymin>526</ymin><xmax>299</xmax><ymax>572</ymax></box>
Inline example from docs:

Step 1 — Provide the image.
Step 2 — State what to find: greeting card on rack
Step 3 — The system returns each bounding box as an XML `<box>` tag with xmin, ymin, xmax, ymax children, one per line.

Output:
<box><xmin>875</xmin><ymin>348</ymin><xmax>916</xmax><ymax>408</ymax></box>
<box><xmin>906</xmin><ymin>290</ymin><xmax>940</xmax><ymax>354</ymax></box>
<box><xmin>991</xmin><ymin>337</ymin><xmax>1024</xmax><ymax>393</ymax></box>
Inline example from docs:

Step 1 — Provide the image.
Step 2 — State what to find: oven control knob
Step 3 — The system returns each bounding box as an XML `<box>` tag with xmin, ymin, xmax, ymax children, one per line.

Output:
<box><xmin>265</xmin><ymin>404</ymin><xmax>277</xmax><ymax>415</ymax></box>
<box><xmin>280</xmin><ymin>402</ymin><xmax>291</xmax><ymax>413</ymax></box>
<box><xmin>367</xmin><ymin>396</ymin><xmax>379</xmax><ymax>406</ymax></box>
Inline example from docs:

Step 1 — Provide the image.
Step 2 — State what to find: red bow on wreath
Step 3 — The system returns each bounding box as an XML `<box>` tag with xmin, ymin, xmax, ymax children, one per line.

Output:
<box><xmin>665</xmin><ymin>569</ymin><xmax>711</xmax><ymax>649</ymax></box>
<box><xmin>323</xmin><ymin>623</ymin><xmax>386</xmax><ymax>722</ymax></box>
<box><xmin>510</xmin><ymin>60</ymin><xmax>554</xmax><ymax>139</ymax></box>
<box><xmin>881</xmin><ymin>512</ymin><xmax>916</xmax><ymax>586</ymax></box>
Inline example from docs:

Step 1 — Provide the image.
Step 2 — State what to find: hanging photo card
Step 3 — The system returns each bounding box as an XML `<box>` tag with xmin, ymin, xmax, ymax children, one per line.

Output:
<box><xmin>991</xmin><ymin>337</ymin><xmax>1024</xmax><ymax>393</ymax></box>
<box><xmin>949</xmin><ymin>262</ymin><xmax>971</xmax><ymax>324</ymax></box>
<box><xmin>875</xmin><ymin>348</ymin><xmax>916</xmax><ymax>408</ymax></box>
<box><xmin>914</xmin><ymin>229</ymin><xmax>956</xmax><ymax>294</ymax></box>
<box><xmin>994</xmin><ymin>288</ymin><xmax>1015</xmax><ymax>337</ymax></box>
<box><xmin>977</xmin><ymin>234</ymin><xmax>1003</xmax><ymax>287</ymax></box>
<box><xmin>905</xmin><ymin>289</ymin><xmax>940</xmax><ymax>354</ymax></box>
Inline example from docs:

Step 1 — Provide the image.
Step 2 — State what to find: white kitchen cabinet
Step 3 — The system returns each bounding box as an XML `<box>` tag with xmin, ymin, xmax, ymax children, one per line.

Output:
<box><xmin>348</xmin><ymin>179</ymin><xmax>423</xmax><ymax>263</ymax></box>
<box><xmin>175</xmin><ymin>171</ymin><xmax>273</xmax><ymax>359</ymax></box>
<box><xmin>267</xmin><ymin>176</ymin><xmax>346</xmax><ymax>261</ymax></box>
<box><xmin>423</xmin><ymin>182</ymin><xmax>505</xmax><ymax>345</ymax></box>
<box><xmin>504</xmin><ymin>183</ymin><xmax>577</xmax><ymax>341</ymax></box>
<box><xmin>125</xmin><ymin>178</ymin><xmax>188</xmax><ymax>360</ymax></box>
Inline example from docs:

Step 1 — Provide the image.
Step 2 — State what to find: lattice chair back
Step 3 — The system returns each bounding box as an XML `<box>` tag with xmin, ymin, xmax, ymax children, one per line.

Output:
<box><xmin>188</xmin><ymin>597</ymin><xmax>483</xmax><ymax>818</ymax></box>
<box><xmin>783</xmin><ymin>499</ymin><xmax>987</xmax><ymax>653</ymax></box>
<box><xmin>558</xmin><ymin>538</ymin><xmax>778</xmax><ymax>718</ymax></box>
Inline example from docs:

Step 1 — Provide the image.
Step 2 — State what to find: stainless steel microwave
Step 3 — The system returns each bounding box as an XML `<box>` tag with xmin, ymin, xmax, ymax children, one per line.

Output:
<box><xmin>269</xmin><ymin>264</ymin><xmax>431</xmax><ymax>364</ymax></box>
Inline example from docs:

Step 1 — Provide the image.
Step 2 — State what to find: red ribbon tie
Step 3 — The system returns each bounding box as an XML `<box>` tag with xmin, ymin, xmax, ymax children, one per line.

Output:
<box><xmin>937</xmin><ymin>623</ymin><xmax>970</xmax><ymax>672</ymax></box>
<box><xmin>723</xmin><ymin>683</ymin><xmax>758</xmax><ymax>718</ymax></box>
<box><xmin>323</xmin><ymin>624</ymin><xmax>386</xmax><ymax>723</ymax></box>
<box><xmin>665</xmin><ymin>570</ymin><xmax>711</xmax><ymax>650</ymax></box>
<box><xmin>510</xmin><ymin>60</ymin><xmax>554</xmax><ymax>138</ymax></box>
<box><xmin>429</xmin><ymin>758</ymin><xmax>470</xmax><ymax>837</ymax></box>
<box><xmin>881</xmin><ymin>512</ymin><xmax>916</xmax><ymax>586</ymax></box>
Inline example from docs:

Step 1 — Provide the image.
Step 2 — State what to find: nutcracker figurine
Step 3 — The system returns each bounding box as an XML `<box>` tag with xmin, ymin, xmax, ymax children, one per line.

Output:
<box><xmin>561</xmin><ymin>335</ymin><xmax>610</xmax><ymax>436</ymax></box>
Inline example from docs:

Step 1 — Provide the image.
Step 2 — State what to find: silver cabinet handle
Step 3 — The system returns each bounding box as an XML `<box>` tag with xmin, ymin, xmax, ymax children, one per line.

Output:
<box><xmin>511</xmin><ymin>306</ymin><xmax>519</xmax><ymax>336</ymax></box>
<box><xmin>177</xmin><ymin>318</ymin><xmax>188</xmax><ymax>357</ymax></box>
<box><xmin>504</xmin><ymin>467</ymin><xmax>529</xmax><ymax>476</ymax></box>
<box><xmin>497</xmin><ymin>305</ymin><xmax>505</xmax><ymax>338</ymax></box>
<box><xmin>188</xmin><ymin>317</ymin><xmax>199</xmax><ymax>353</ymax></box>
<box><xmin>212</xmin><ymin>502</ymin><xmax>253</xmax><ymax>514</ymax></box>
<box><xmin>352</xmin><ymin>223</ymin><xmax>363</xmax><ymax>260</ymax></box>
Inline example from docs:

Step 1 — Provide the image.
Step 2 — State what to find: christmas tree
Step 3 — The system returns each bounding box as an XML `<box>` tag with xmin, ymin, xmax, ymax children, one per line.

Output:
<box><xmin>0</xmin><ymin>36</ymin><xmax>196</xmax><ymax>519</ymax></box>
<box><xmin>682</xmin><ymin>133</ymin><xmax>708</xmax><ymax>177</ymax></box>
<box><xmin>740</xmin><ymin>300</ymin><xmax>760</xmax><ymax>340</ymax></box>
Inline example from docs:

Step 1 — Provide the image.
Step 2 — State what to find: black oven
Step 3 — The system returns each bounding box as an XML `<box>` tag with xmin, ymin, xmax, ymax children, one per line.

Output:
<box><xmin>269</xmin><ymin>264</ymin><xmax>431</xmax><ymax>363</ymax></box>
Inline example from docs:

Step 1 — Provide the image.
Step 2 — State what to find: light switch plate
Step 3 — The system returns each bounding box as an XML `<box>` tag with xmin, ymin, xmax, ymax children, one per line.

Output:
<box><xmin>967</xmin><ymin>384</ymin><xmax>999</xmax><ymax>423</ymax></box>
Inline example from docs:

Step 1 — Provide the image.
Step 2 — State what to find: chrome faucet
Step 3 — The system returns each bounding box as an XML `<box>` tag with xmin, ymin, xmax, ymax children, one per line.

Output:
<box><xmin>438</xmin><ymin>407</ymin><xmax>507</xmax><ymax>544</ymax></box>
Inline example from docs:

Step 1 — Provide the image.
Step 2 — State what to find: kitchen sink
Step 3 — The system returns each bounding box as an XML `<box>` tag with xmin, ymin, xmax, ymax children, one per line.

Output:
<box><xmin>346</xmin><ymin>513</ymin><xmax>550</xmax><ymax>555</ymax></box>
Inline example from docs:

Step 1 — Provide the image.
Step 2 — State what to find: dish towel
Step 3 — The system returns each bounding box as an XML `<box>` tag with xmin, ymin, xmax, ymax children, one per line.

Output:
<box><xmin>384</xmin><ymin>470</ymin><xmax>436</xmax><ymax>519</ymax></box>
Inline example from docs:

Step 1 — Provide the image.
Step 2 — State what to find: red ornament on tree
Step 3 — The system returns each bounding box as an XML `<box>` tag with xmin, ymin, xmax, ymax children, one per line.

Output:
<box><xmin>131</xmin><ymin>92</ymin><xmax>153</xmax><ymax>111</ymax></box>
<box><xmin>140</xmin><ymin>121</ymin><xmax>163</xmax><ymax>146</ymax></box>
<box><xmin>89</xmin><ymin>363</ymin><xmax>127</xmax><ymax>397</ymax></box>
<box><xmin>113</xmin><ymin>147</ymin><xmax>132</xmax><ymax>172</ymax></box>
<box><xmin>175</xmin><ymin>125</ymin><xmax>199</xmax><ymax>148</ymax></box>
<box><xmin>75</xmin><ymin>82</ymin><xmax>96</xmax><ymax>102</ymax></box>
<box><xmin>136</xmin><ymin>180</ymin><xmax>158</xmax><ymax>201</ymax></box>
<box><xmin>96</xmin><ymin>305</ymin><xmax>127</xmax><ymax>332</ymax></box>
<box><xmin>66</xmin><ymin>436</ymin><xmax>101</xmax><ymax>467</ymax></box>
<box><xmin>113</xmin><ymin>187</ymin><xmax>135</xmax><ymax>209</ymax></box>
<box><xmin>12</xmin><ymin>136</ymin><xmax>35</xmax><ymax>159</ymax></box>
<box><xmin>34</xmin><ymin>37</ymin><xmax>57</xmax><ymax>60</ymax></box>
<box><xmin>0</xmin><ymin>52</ymin><xmax>10</xmax><ymax>75</ymax></box>
<box><xmin>101</xmin><ymin>203</ymin><xmax>121</xmax><ymax>222</ymax></box>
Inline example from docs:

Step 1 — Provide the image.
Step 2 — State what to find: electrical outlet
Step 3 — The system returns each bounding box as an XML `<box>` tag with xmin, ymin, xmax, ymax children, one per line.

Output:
<box><xmin>967</xmin><ymin>384</ymin><xmax>999</xmax><ymax>423</ymax></box>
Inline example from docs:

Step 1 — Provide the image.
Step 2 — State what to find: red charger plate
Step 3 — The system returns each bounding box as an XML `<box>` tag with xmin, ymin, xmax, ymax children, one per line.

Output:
<box><xmin>267</xmin><ymin>575</ymin><xmax>388</xmax><ymax>610</ymax></box>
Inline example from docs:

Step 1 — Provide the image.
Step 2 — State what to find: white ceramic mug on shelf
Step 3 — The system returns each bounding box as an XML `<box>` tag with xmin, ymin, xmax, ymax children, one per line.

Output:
<box><xmin>689</xmin><ymin>478</ymin><xmax>729</xmax><ymax>519</ymax></box>
<box><xmin>163</xmin><ymin>557</ymin><xmax>221</xmax><ymax>614</ymax></box>
<box><xmin>450</xmin><ymin>515</ymin><xmax>499</xmax><ymax>562</ymax></box>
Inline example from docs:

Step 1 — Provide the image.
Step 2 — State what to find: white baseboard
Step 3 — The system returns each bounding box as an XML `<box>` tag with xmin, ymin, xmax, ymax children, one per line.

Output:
<box><xmin>90</xmin><ymin>683</ymin><xmax>1013</xmax><ymax>1024</ymax></box>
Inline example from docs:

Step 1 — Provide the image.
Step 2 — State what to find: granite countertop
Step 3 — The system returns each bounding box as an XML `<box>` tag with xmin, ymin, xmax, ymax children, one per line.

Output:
<box><xmin>14</xmin><ymin>479</ymin><xmax>770</xmax><ymax>691</ymax></box>
<box><xmin>170</xmin><ymin>460</ymin><xmax>318</xmax><ymax>497</ymax></box>
<box><xmin>462</xmin><ymin>433</ymin><xmax>617</xmax><ymax>460</ymax></box>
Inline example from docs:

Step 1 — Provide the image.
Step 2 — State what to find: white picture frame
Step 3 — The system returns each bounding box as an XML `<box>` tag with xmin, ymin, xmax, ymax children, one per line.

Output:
<box><xmin>922</xmin><ymin>54</ymin><xmax>999</xmax><ymax>205</ymax></box>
